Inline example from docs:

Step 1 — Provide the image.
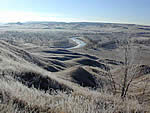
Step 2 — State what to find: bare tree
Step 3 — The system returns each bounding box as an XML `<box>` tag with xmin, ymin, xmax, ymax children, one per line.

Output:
<box><xmin>104</xmin><ymin>33</ymin><xmax>143</xmax><ymax>99</ymax></box>
<box><xmin>119</xmin><ymin>35</ymin><xmax>142</xmax><ymax>99</ymax></box>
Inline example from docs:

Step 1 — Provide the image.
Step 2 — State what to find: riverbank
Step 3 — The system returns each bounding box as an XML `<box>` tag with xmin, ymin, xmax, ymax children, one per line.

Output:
<box><xmin>67</xmin><ymin>37</ymin><xmax>86</xmax><ymax>49</ymax></box>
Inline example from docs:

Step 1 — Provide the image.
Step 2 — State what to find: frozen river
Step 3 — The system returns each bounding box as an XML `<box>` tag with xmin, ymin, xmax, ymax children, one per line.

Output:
<box><xmin>67</xmin><ymin>37</ymin><xmax>86</xmax><ymax>49</ymax></box>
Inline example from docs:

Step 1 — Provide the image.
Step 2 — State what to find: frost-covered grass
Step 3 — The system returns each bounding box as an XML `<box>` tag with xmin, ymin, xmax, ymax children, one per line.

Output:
<box><xmin>0</xmin><ymin>77</ymin><xmax>146</xmax><ymax>113</ymax></box>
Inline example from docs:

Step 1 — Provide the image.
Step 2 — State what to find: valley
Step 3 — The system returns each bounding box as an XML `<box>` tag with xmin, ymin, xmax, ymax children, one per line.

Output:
<box><xmin>0</xmin><ymin>22</ymin><xmax>150</xmax><ymax>113</ymax></box>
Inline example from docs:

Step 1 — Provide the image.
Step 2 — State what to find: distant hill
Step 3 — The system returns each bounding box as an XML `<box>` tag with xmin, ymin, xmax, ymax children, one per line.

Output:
<box><xmin>7</xmin><ymin>22</ymin><xmax>23</xmax><ymax>25</ymax></box>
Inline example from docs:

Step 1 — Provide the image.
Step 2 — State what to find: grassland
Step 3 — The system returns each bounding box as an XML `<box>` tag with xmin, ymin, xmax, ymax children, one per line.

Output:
<box><xmin>0</xmin><ymin>22</ymin><xmax>150</xmax><ymax>112</ymax></box>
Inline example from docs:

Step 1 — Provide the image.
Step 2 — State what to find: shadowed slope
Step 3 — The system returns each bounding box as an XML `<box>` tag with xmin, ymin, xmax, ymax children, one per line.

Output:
<box><xmin>56</xmin><ymin>66</ymin><xmax>110</xmax><ymax>89</ymax></box>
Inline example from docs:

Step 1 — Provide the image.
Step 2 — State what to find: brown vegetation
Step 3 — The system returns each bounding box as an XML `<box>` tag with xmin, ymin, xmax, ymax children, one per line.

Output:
<box><xmin>0</xmin><ymin>22</ymin><xmax>150</xmax><ymax>112</ymax></box>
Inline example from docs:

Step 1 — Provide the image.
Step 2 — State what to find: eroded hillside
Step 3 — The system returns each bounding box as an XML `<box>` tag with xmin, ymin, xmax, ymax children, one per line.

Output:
<box><xmin>0</xmin><ymin>22</ymin><xmax>150</xmax><ymax>113</ymax></box>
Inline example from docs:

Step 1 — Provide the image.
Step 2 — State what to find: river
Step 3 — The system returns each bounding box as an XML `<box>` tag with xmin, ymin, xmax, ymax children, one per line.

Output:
<box><xmin>67</xmin><ymin>37</ymin><xmax>86</xmax><ymax>50</ymax></box>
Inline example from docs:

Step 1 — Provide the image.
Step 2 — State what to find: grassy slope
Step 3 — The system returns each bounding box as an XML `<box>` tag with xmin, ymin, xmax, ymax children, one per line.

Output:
<box><xmin>0</xmin><ymin>40</ymin><xmax>148</xmax><ymax>113</ymax></box>
<box><xmin>0</xmin><ymin>23</ymin><xmax>150</xmax><ymax>112</ymax></box>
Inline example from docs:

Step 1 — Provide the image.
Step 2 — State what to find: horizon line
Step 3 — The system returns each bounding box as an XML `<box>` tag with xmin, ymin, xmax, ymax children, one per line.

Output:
<box><xmin>2</xmin><ymin>20</ymin><xmax>150</xmax><ymax>26</ymax></box>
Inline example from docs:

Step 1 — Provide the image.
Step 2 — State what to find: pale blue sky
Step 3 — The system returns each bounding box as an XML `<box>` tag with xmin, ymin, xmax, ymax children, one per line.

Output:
<box><xmin>0</xmin><ymin>0</ymin><xmax>150</xmax><ymax>25</ymax></box>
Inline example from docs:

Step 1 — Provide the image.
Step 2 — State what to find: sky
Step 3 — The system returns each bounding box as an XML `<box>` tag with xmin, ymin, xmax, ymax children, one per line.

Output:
<box><xmin>0</xmin><ymin>0</ymin><xmax>150</xmax><ymax>25</ymax></box>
